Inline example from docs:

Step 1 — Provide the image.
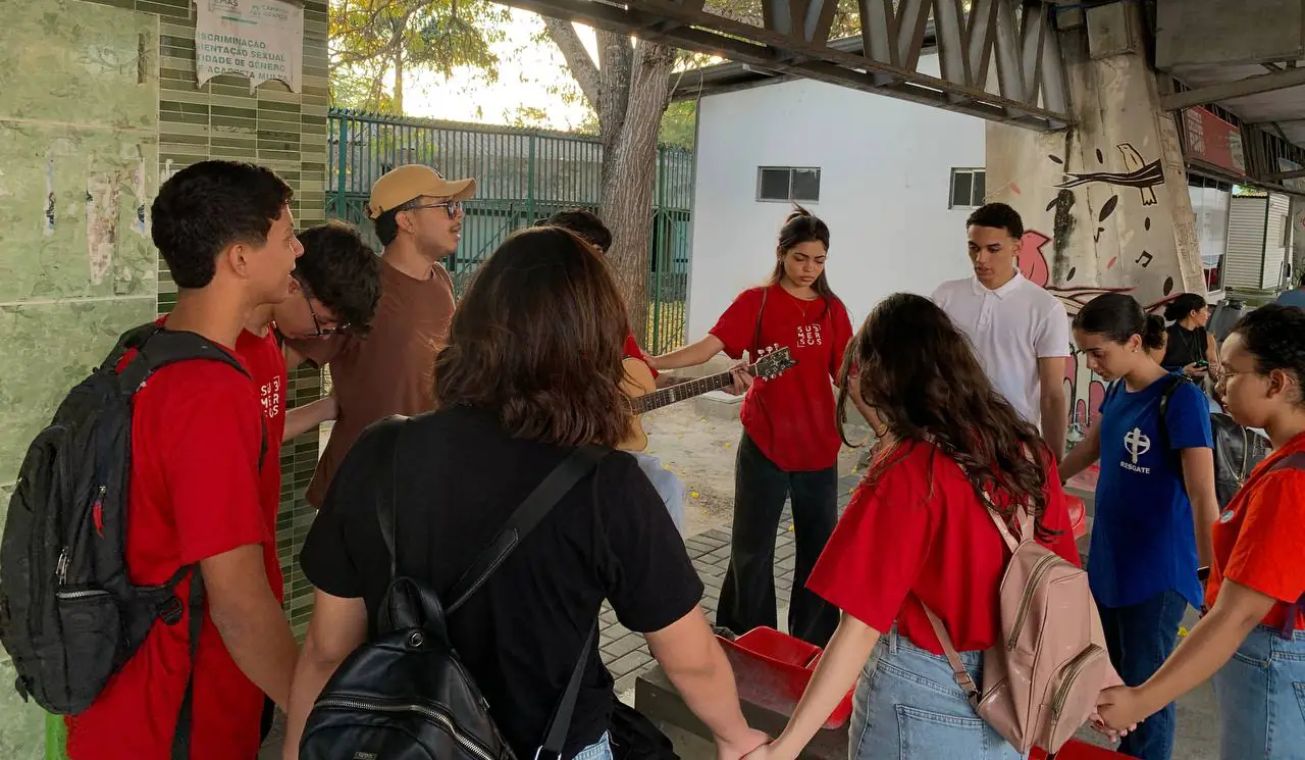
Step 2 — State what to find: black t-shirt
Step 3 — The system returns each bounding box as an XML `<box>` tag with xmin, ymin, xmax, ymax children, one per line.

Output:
<box><xmin>1161</xmin><ymin>323</ymin><xmax>1207</xmax><ymax>370</ymax></box>
<box><xmin>300</xmin><ymin>405</ymin><xmax>703</xmax><ymax>758</ymax></box>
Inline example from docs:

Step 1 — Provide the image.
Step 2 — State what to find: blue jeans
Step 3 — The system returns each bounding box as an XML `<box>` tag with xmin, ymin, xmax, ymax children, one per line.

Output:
<box><xmin>572</xmin><ymin>731</ymin><xmax>613</xmax><ymax>760</ymax></box>
<box><xmin>1213</xmin><ymin>625</ymin><xmax>1305</xmax><ymax>760</ymax></box>
<box><xmin>849</xmin><ymin>628</ymin><xmax>1019</xmax><ymax>760</ymax></box>
<box><xmin>1098</xmin><ymin>589</ymin><xmax>1189</xmax><ymax>760</ymax></box>
<box><xmin>630</xmin><ymin>452</ymin><xmax>686</xmax><ymax>533</ymax></box>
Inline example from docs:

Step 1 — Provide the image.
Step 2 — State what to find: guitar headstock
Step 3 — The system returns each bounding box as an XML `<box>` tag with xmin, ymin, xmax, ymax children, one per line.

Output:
<box><xmin>751</xmin><ymin>344</ymin><xmax>797</xmax><ymax>380</ymax></box>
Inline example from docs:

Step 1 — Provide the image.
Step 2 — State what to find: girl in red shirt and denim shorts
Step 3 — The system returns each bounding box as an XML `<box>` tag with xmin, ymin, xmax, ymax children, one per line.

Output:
<box><xmin>744</xmin><ymin>293</ymin><xmax>1079</xmax><ymax>760</ymax></box>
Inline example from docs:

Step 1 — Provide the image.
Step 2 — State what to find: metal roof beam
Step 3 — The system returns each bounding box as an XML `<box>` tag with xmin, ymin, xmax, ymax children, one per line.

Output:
<box><xmin>1161</xmin><ymin>66</ymin><xmax>1305</xmax><ymax>110</ymax></box>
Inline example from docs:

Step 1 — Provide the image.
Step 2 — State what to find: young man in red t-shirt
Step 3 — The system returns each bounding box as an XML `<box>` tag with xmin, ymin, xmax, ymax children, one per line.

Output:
<box><xmin>66</xmin><ymin>161</ymin><xmax>304</xmax><ymax>760</ymax></box>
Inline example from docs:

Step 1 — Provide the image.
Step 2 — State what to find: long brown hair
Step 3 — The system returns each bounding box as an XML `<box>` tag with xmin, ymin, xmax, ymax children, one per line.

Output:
<box><xmin>836</xmin><ymin>293</ymin><xmax>1053</xmax><ymax>534</ymax></box>
<box><xmin>768</xmin><ymin>205</ymin><xmax>840</xmax><ymax>315</ymax></box>
<box><xmin>435</xmin><ymin>227</ymin><xmax>631</xmax><ymax>446</ymax></box>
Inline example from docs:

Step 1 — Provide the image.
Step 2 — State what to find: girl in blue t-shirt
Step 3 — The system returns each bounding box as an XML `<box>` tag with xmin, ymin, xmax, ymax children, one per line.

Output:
<box><xmin>1060</xmin><ymin>293</ymin><xmax>1220</xmax><ymax>760</ymax></box>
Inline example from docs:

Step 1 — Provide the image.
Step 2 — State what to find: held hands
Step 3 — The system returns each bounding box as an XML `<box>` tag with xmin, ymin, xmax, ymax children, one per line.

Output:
<box><xmin>1093</xmin><ymin>685</ymin><xmax>1146</xmax><ymax>738</ymax></box>
<box><xmin>716</xmin><ymin>728</ymin><xmax>769</xmax><ymax>760</ymax></box>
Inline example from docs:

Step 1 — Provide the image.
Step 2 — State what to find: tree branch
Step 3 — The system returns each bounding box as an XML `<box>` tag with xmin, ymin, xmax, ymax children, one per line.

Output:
<box><xmin>542</xmin><ymin>17</ymin><xmax>601</xmax><ymax>112</ymax></box>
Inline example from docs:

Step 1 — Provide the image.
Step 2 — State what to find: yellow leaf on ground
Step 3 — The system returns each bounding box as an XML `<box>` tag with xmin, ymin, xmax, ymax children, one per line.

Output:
<box><xmin>690</xmin><ymin>491</ymin><xmax>700</xmax><ymax>499</ymax></box>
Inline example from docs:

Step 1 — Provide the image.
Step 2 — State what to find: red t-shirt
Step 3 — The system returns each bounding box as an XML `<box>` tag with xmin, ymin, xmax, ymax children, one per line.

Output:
<box><xmin>236</xmin><ymin>327</ymin><xmax>287</xmax><ymax>604</ymax></box>
<box><xmin>1205</xmin><ymin>431</ymin><xmax>1305</xmax><ymax>630</ymax></box>
<box><xmin>710</xmin><ymin>285</ymin><xmax>852</xmax><ymax>471</ymax></box>
<box><xmin>623</xmin><ymin>330</ymin><xmax>656</xmax><ymax>378</ymax></box>
<box><xmin>808</xmin><ymin>440</ymin><xmax>1080</xmax><ymax>654</ymax></box>
<box><xmin>67</xmin><ymin>331</ymin><xmax>272</xmax><ymax>760</ymax></box>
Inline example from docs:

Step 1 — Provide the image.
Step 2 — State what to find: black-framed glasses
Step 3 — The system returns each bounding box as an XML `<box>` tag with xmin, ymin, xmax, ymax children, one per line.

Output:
<box><xmin>402</xmin><ymin>199</ymin><xmax>463</xmax><ymax>219</ymax></box>
<box><xmin>300</xmin><ymin>286</ymin><xmax>350</xmax><ymax>337</ymax></box>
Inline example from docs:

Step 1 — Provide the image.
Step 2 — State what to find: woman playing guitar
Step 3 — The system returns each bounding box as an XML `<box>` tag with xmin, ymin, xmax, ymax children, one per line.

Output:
<box><xmin>649</xmin><ymin>206</ymin><xmax>852</xmax><ymax>646</ymax></box>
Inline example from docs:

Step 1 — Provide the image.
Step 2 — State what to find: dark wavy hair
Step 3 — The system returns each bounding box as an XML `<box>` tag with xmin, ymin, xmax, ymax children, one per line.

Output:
<box><xmin>767</xmin><ymin>205</ymin><xmax>841</xmax><ymax>316</ymax></box>
<box><xmin>294</xmin><ymin>222</ymin><xmax>382</xmax><ymax>334</ymax></box>
<box><xmin>836</xmin><ymin>293</ymin><xmax>1053</xmax><ymax>534</ymax></box>
<box><xmin>1230</xmin><ymin>304</ymin><xmax>1305</xmax><ymax>409</ymax></box>
<box><xmin>151</xmin><ymin>160</ymin><xmax>293</xmax><ymax>288</ymax></box>
<box><xmin>434</xmin><ymin>227</ymin><xmax>632</xmax><ymax>446</ymax></box>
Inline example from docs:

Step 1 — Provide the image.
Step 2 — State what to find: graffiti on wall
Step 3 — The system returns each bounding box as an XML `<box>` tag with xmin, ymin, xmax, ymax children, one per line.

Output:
<box><xmin>1020</xmin><ymin>142</ymin><xmax>1184</xmax><ymax>437</ymax></box>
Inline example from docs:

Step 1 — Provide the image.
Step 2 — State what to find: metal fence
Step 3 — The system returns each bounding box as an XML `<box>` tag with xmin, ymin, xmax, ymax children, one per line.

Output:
<box><xmin>327</xmin><ymin>109</ymin><xmax>693</xmax><ymax>354</ymax></box>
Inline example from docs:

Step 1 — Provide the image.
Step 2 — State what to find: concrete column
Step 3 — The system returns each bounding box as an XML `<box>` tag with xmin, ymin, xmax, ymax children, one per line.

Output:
<box><xmin>985</xmin><ymin>1</ymin><xmax>1204</xmax><ymax>435</ymax></box>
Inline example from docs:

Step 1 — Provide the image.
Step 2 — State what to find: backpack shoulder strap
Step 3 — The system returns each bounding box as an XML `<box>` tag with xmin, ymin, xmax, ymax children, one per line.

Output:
<box><xmin>919</xmin><ymin>603</ymin><xmax>980</xmax><ymax>704</ymax></box>
<box><xmin>1156</xmin><ymin>374</ymin><xmax>1190</xmax><ymax>455</ymax></box>
<box><xmin>446</xmin><ymin>444</ymin><xmax>609</xmax><ymax>613</ymax></box>
<box><xmin>1270</xmin><ymin>451</ymin><xmax>1305</xmax><ymax>473</ymax></box>
<box><xmin>117</xmin><ymin>329</ymin><xmax>250</xmax><ymax>394</ymax></box>
<box><xmin>371</xmin><ymin>415</ymin><xmax>410</xmax><ymax>581</ymax></box>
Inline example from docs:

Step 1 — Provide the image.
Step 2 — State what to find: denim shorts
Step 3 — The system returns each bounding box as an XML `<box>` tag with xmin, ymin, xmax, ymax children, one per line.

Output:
<box><xmin>572</xmin><ymin>731</ymin><xmax>613</xmax><ymax>760</ymax></box>
<box><xmin>1212</xmin><ymin>625</ymin><xmax>1305</xmax><ymax>760</ymax></box>
<box><xmin>850</xmin><ymin>628</ymin><xmax>1020</xmax><ymax>760</ymax></box>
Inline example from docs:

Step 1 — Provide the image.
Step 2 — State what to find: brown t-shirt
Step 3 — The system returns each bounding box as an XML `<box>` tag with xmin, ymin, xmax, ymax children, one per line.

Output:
<box><xmin>288</xmin><ymin>259</ymin><xmax>455</xmax><ymax>507</ymax></box>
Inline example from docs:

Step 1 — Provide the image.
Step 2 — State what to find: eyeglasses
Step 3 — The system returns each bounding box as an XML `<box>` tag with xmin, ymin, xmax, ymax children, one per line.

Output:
<box><xmin>300</xmin><ymin>286</ymin><xmax>350</xmax><ymax>338</ymax></box>
<box><xmin>402</xmin><ymin>200</ymin><xmax>464</xmax><ymax>219</ymax></box>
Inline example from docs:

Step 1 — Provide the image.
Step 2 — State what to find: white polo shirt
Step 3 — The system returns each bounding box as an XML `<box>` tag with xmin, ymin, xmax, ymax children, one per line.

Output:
<box><xmin>931</xmin><ymin>272</ymin><xmax>1070</xmax><ymax>426</ymax></box>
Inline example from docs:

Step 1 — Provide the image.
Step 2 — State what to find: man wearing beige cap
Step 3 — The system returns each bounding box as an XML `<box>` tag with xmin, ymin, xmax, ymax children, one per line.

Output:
<box><xmin>286</xmin><ymin>164</ymin><xmax>475</xmax><ymax>508</ymax></box>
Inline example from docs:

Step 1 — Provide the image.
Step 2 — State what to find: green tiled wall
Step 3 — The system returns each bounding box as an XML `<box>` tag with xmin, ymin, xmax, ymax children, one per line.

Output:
<box><xmin>0</xmin><ymin>0</ymin><xmax>329</xmax><ymax>754</ymax></box>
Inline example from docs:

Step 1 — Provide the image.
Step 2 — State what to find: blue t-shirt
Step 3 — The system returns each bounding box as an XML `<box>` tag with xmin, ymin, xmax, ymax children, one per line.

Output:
<box><xmin>1089</xmin><ymin>374</ymin><xmax>1212</xmax><ymax>610</ymax></box>
<box><xmin>1277</xmin><ymin>288</ymin><xmax>1305</xmax><ymax>308</ymax></box>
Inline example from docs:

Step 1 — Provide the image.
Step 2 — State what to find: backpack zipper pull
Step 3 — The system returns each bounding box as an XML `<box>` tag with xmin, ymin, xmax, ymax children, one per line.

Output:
<box><xmin>56</xmin><ymin>547</ymin><xmax>69</xmax><ymax>586</ymax></box>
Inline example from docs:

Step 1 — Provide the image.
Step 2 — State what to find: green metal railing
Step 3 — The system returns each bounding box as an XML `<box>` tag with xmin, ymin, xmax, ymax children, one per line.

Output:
<box><xmin>327</xmin><ymin>109</ymin><xmax>694</xmax><ymax>353</ymax></box>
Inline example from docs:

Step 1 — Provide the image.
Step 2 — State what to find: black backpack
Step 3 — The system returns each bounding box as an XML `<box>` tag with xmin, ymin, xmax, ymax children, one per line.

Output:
<box><xmin>300</xmin><ymin>417</ymin><xmax>608</xmax><ymax>760</ymax></box>
<box><xmin>0</xmin><ymin>324</ymin><xmax>262</xmax><ymax>744</ymax></box>
<box><xmin>1158</xmin><ymin>375</ymin><xmax>1271</xmax><ymax>508</ymax></box>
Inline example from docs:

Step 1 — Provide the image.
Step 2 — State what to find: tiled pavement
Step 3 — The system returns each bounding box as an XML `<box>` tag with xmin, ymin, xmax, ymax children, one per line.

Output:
<box><xmin>601</xmin><ymin>471</ymin><xmax>863</xmax><ymax>696</ymax></box>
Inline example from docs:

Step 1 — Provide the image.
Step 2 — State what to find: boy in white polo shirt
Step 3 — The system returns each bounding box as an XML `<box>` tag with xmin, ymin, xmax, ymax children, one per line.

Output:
<box><xmin>932</xmin><ymin>202</ymin><xmax>1071</xmax><ymax>460</ymax></box>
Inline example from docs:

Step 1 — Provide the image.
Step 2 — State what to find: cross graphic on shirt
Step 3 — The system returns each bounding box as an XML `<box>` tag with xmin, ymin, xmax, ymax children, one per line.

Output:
<box><xmin>1124</xmin><ymin>427</ymin><xmax>1151</xmax><ymax>464</ymax></box>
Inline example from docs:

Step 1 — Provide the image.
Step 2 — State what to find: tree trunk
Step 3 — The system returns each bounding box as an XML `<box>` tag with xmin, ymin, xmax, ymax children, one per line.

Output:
<box><xmin>600</xmin><ymin>41</ymin><xmax>674</xmax><ymax>346</ymax></box>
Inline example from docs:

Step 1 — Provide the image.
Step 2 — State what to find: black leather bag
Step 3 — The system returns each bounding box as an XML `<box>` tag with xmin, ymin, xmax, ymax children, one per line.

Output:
<box><xmin>300</xmin><ymin>416</ymin><xmax>608</xmax><ymax>759</ymax></box>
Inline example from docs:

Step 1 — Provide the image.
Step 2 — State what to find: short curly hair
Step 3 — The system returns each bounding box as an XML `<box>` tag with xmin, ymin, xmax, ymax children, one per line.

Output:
<box><xmin>294</xmin><ymin>222</ymin><xmax>382</xmax><ymax>333</ymax></box>
<box><xmin>151</xmin><ymin>161</ymin><xmax>293</xmax><ymax>288</ymax></box>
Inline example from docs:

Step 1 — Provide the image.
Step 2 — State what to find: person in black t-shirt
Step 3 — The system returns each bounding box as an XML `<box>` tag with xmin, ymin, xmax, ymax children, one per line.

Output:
<box><xmin>283</xmin><ymin>227</ymin><xmax>766</xmax><ymax>760</ymax></box>
<box><xmin>1161</xmin><ymin>292</ymin><xmax>1221</xmax><ymax>381</ymax></box>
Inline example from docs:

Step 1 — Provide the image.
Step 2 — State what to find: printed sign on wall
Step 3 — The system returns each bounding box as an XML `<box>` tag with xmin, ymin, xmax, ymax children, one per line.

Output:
<box><xmin>195</xmin><ymin>0</ymin><xmax>303</xmax><ymax>93</ymax></box>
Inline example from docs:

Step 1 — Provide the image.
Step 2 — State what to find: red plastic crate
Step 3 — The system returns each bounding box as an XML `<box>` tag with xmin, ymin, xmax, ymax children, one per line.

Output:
<box><xmin>1030</xmin><ymin>739</ymin><xmax>1136</xmax><ymax>759</ymax></box>
<box><xmin>717</xmin><ymin>627</ymin><xmax>853</xmax><ymax>728</ymax></box>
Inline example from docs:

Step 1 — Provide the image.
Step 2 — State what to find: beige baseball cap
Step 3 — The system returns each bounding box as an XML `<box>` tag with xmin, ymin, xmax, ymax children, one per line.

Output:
<box><xmin>366</xmin><ymin>164</ymin><xmax>476</xmax><ymax>219</ymax></box>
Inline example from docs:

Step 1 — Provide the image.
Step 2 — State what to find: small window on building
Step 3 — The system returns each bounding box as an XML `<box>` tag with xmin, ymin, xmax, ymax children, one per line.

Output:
<box><xmin>757</xmin><ymin>167</ymin><xmax>821</xmax><ymax>203</ymax></box>
<box><xmin>950</xmin><ymin>168</ymin><xmax>986</xmax><ymax>208</ymax></box>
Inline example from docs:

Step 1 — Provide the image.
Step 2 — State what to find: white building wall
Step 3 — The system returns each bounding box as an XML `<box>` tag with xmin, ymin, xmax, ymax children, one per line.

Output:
<box><xmin>686</xmin><ymin>59</ymin><xmax>985</xmax><ymax>342</ymax></box>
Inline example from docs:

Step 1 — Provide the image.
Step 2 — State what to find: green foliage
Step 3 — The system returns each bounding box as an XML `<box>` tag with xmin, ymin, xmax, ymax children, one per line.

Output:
<box><xmin>329</xmin><ymin>0</ymin><xmax>510</xmax><ymax>113</ymax></box>
<box><xmin>659</xmin><ymin>101</ymin><xmax>697</xmax><ymax>148</ymax></box>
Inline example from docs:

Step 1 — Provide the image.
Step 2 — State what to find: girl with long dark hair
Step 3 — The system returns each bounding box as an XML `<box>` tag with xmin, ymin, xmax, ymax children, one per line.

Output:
<box><xmin>1059</xmin><ymin>293</ymin><xmax>1220</xmax><ymax>760</ymax></box>
<box><xmin>1160</xmin><ymin>292</ymin><xmax>1220</xmax><ymax>380</ymax></box>
<box><xmin>650</xmin><ymin>206</ymin><xmax>852</xmax><ymax>646</ymax></box>
<box><xmin>741</xmin><ymin>293</ymin><xmax>1079</xmax><ymax>760</ymax></box>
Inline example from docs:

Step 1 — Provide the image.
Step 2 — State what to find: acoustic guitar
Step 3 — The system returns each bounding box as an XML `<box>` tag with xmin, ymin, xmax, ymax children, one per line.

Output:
<box><xmin>618</xmin><ymin>346</ymin><xmax>798</xmax><ymax>451</ymax></box>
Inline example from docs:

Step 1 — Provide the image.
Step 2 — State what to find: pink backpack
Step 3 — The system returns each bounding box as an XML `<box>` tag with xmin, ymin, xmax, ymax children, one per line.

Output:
<box><xmin>922</xmin><ymin>504</ymin><xmax>1122</xmax><ymax>754</ymax></box>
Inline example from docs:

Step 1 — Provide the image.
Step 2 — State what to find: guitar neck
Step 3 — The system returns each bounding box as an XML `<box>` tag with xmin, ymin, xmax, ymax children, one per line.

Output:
<box><xmin>631</xmin><ymin>368</ymin><xmax>742</xmax><ymax>415</ymax></box>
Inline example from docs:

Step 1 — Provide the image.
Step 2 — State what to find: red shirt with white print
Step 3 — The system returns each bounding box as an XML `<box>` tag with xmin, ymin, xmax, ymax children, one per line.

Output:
<box><xmin>709</xmin><ymin>284</ymin><xmax>852</xmax><ymax>472</ymax></box>
<box><xmin>234</xmin><ymin>327</ymin><xmax>287</xmax><ymax>603</ymax></box>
